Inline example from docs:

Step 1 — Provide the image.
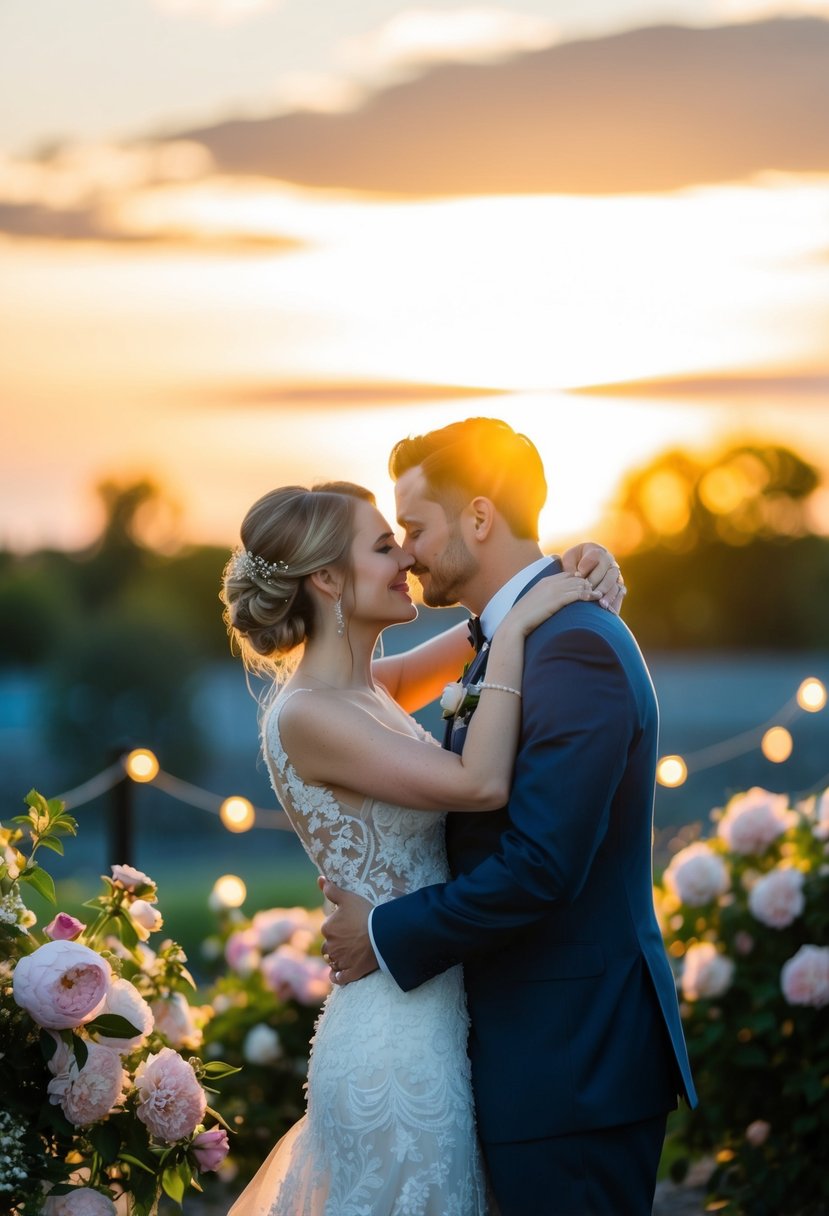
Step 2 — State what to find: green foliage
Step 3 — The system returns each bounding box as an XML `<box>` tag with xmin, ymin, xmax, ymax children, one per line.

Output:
<box><xmin>656</xmin><ymin>787</ymin><xmax>829</xmax><ymax>1213</ymax></box>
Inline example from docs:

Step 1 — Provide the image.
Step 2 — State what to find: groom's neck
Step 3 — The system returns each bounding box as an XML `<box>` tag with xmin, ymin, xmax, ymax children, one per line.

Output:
<box><xmin>460</xmin><ymin>538</ymin><xmax>544</xmax><ymax>615</ymax></box>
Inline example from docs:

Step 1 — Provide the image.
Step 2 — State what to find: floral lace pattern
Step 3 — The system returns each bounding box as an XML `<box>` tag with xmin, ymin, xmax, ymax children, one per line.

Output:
<box><xmin>229</xmin><ymin>689</ymin><xmax>490</xmax><ymax>1216</ymax></box>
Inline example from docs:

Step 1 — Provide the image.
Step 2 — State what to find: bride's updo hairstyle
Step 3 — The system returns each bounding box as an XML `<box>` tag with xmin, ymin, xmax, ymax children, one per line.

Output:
<box><xmin>222</xmin><ymin>481</ymin><xmax>375</xmax><ymax>673</ymax></box>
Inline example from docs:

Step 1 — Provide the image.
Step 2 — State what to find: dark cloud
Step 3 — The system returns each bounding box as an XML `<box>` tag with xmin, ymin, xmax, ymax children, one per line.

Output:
<box><xmin>175</xmin><ymin>17</ymin><xmax>829</xmax><ymax>196</ymax></box>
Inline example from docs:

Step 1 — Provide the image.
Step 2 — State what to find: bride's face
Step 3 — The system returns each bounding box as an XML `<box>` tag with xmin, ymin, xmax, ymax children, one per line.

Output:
<box><xmin>346</xmin><ymin>500</ymin><xmax>417</xmax><ymax>629</ymax></box>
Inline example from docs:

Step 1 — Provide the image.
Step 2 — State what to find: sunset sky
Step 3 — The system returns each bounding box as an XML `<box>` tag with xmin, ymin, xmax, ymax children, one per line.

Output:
<box><xmin>2</xmin><ymin>0</ymin><xmax>828</xmax><ymax>553</ymax></box>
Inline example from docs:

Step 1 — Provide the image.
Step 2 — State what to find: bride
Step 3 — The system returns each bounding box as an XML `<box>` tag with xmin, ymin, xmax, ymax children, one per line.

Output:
<box><xmin>220</xmin><ymin>480</ymin><xmax>617</xmax><ymax>1216</ymax></box>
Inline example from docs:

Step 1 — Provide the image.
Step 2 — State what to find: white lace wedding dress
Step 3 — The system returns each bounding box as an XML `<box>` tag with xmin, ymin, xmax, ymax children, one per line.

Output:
<box><xmin>229</xmin><ymin>688</ymin><xmax>491</xmax><ymax>1216</ymax></box>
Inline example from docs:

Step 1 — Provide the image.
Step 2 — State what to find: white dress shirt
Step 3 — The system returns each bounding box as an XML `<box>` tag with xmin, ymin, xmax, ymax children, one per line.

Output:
<box><xmin>366</xmin><ymin>556</ymin><xmax>556</xmax><ymax>979</ymax></box>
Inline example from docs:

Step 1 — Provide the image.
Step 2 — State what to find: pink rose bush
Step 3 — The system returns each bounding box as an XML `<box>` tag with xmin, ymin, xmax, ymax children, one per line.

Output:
<box><xmin>657</xmin><ymin>785</ymin><xmax>829</xmax><ymax>1212</ymax></box>
<box><xmin>1</xmin><ymin>790</ymin><xmax>236</xmax><ymax>1216</ymax></box>
<box><xmin>201</xmin><ymin>898</ymin><xmax>331</xmax><ymax>1183</ymax></box>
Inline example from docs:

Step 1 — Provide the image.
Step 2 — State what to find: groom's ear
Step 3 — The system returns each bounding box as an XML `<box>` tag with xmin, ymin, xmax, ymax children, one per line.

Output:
<box><xmin>463</xmin><ymin>496</ymin><xmax>495</xmax><ymax>544</ymax></box>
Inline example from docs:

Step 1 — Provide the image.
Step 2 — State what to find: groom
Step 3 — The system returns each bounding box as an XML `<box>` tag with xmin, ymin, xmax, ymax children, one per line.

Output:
<box><xmin>322</xmin><ymin>417</ymin><xmax>696</xmax><ymax>1215</ymax></box>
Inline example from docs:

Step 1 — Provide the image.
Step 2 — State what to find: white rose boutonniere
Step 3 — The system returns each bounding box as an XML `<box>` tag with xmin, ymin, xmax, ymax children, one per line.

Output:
<box><xmin>440</xmin><ymin>680</ymin><xmax>483</xmax><ymax>720</ymax></box>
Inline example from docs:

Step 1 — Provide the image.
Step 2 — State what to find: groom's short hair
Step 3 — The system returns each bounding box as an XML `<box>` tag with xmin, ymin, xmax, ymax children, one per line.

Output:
<box><xmin>389</xmin><ymin>416</ymin><xmax>547</xmax><ymax>541</ymax></box>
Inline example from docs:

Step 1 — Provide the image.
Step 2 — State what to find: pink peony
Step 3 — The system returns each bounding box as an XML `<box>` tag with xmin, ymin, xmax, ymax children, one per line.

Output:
<box><xmin>191</xmin><ymin>1127</ymin><xmax>230</xmax><ymax>1172</ymax></box>
<box><xmin>252</xmin><ymin>906</ymin><xmax>312</xmax><ymax>952</ymax></box>
<box><xmin>47</xmin><ymin>1039</ymin><xmax>127</xmax><ymax>1126</ymax></box>
<box><xmin>110</xmin><ymin>864</ymin><xmax>156</xmax><ymax>899</ymax></box>
<box><xmin>260</xmin><ymin>944</ymin><xmax>331</xmax><ymax>1005</ymax></box>
<box><xmin>748</xmin><ymin>867</ymin><xmax>805</xmax><ymax>929</ymax></box>
<box><xmin>44</xmin><ymin>913</ymin><xmax>86</xmax><ymax>941</ymax></box>
<box><xmin>43</xmin><ymin>1188</ymin><xmax>117</xmax><ymax>1215</ymax></box>
<box><xmin>780</xmin><ymin>944</ymin><xmax>829</xmax><ymax>1008</ymax></box>
<box><xmin>680</xmin><ymin>942</ymin><xmax>735</xmax><ymax>1001</ymax></box>
<box><xmin>150</xmin><ymin>992</ymin><xmax>203</xmax><ymax>1050</ymax></box>
<box><xmin>135</xmin><ymin>1047</ymin><xmax>207</xmax><ymax>1142</ymax></box>
<box><xmin>97</xmin><ymin>977</ymin><xmax>154</xmax><ymax>1052</ymax></box>
<box><xmin>717</xmin><ymin>787</ymin><xmax>793</xmax><ymax>855</ymax></box>
<box><xmin>13</xmin><ymin>940</ymin><xmax>110</xmax><ymax>1030</ymax></box>
<box><xmin>225</xmin><ymin>927</ymin><xmax>261</xmax><ymax>976</ymax></box>
<box><xmin>663</xmin><ymin>842</ymin><xmax>730</xmax><ymax>907</ymax></box>
<box><xmin>745</xmin><ymin>1120</ymin><xmax>771</xmax><ymax>1147</ymax></box>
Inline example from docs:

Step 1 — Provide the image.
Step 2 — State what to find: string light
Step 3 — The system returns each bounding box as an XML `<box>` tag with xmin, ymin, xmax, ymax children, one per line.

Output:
<box><xmin>761</xmin><ymin>726</ymin><xmax>793</xmax><ymax>764</ymax></box>
<box><xmin>220</xmin><ymin>796</ymin><xmax>255</xmax><ymax>833</ymax></box>
<box><xmin>797</xmin><ymin>678</ymin><xmax>827</xmax><ymax>713</ymax></box>
<box><xmin>212</xmin><ymin>874</ymin><xmax>247</xmax><ymax>908</ymax></box>
<box><xmin>656</xmin><ymin>755</ymin><xmax>688</xmax><ymax>788</ymax></box>
<box><xmin>124</xmin><ymin>748</ymin><xmax>159</xmax><ymax>783</ymax></box>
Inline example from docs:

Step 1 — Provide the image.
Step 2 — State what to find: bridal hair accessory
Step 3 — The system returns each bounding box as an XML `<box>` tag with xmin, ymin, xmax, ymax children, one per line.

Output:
<box><xmin>235</xmin><ymin>549</ymin><xmax>290</xmax><ymax>585</ymax></box>
<box><xmin>334</xmin><ymin>596</ymin><xmax>345</xmax><ymax>637</ymax></box>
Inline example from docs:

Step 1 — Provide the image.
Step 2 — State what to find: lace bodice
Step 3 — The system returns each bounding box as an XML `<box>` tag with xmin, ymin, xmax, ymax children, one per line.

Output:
<box><xmin>262</xmin><ymin>688</ymin><xmax>450</xmax><ymax>902</ymax></box>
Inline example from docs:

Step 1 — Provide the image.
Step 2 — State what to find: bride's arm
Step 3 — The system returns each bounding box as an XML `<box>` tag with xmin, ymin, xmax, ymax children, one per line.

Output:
<box><xmin>281</xmin><ymin>573</ymin><xmax>596</xmax><ymax>814</ymax></box>
<box><xmin>374</xmin><ymin>542</ymin><xmax>625</xmax><ymax>712</ymax></box>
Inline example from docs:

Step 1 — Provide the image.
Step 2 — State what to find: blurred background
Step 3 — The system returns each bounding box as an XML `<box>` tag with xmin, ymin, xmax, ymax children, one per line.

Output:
<box><xmin>1</xmin><ymin>0</ymin><xmax>828</xmax><ymax>962</ymax></box>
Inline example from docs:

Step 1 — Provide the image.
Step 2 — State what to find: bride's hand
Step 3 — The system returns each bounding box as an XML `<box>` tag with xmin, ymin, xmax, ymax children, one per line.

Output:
<box><xmin>499</xmin><ymin>572</ymin><xmax>600</xmax><ymax>639</ymax></box>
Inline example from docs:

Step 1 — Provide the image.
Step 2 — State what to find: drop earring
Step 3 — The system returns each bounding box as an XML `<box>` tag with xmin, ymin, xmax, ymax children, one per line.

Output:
<box><xmin>334</xmin><ymin>596</ymin><xmax>345</xmax><ymax>637</ymax></box>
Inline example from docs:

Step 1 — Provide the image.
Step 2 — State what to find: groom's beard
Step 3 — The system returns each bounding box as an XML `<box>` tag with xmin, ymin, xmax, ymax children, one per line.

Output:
<box><xmin>413</xmin><ymin>525</ymin><xmax>478</xmax><ymax>608</ymax></box>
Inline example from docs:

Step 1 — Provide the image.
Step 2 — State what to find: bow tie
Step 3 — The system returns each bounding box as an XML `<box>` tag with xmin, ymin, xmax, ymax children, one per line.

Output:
<box><xmin>467</xmin><ymin>616</ymin><xmax>486</xmax><ymax>652</ymax></box>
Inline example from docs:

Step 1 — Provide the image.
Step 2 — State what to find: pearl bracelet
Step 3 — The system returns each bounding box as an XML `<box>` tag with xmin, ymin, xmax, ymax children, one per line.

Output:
<box><xmin>479</xmin><ymin>682</ymin><xmax>522</xmax><ymax>698</ymax></box>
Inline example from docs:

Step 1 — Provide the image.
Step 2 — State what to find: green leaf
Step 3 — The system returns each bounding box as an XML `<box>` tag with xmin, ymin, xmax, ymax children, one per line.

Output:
<box><xmin>201</xmin><ymin>1061</ymin><xmax>242</xmax><ymax>1078</ymax></box>
<box><xmin>89</xmin><ymin>1120</ymin><xmax>121</xmax><ymax>1164</ymax></box>
<box><xmin>118</xmin><ymin>1152</ymin><xmax>156</xmax><ymax>1175</ymax></box>
<box><xmin>161</xmin><ymin>1165</ymin><xmax>186</xmax><ymax>1205</ymax></box>
<box><xmin>39</xmin><ymin>1029</ymin><xmax>58</xmax><ymax>1063</ymax></box>
<box><xmin>87</xmin><ymin>1013</ymin><xmax>141</xmax><ymax>1038</ymax></box>
<box><xmin>204</xmin><ymin>1104</ymin><xmax>234</xmax><ymax>1134</ymax></box>
<box><xmin>37</xmin><ymin>835</ymin><xmax>65</xmax><ymax>855</ymax></box>
<box><xmin>19</xmin><ymin>864</ymin><xmax>56</xmax><ymax>904</ymax></box>
<box><xmin>116</xmin><ymin>909</ymin><xmax>140</xmax><ymax>950</ymax></box>
<box><xmin>24</xmin><ymin>789</ymin><xmax>50</xmax><ymax>815</ymax></box>
<box><xmin>72</xmin><ymin>1033</ymin><xmax>89</xmax><ymax>1069</ymax></box>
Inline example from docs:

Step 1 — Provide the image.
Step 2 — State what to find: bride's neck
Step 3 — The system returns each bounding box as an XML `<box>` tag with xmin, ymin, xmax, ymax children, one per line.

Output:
<box><xmin>297</xmin><ymin>628</ymin><xmax>378</xmax><ymax>692</ymax></box>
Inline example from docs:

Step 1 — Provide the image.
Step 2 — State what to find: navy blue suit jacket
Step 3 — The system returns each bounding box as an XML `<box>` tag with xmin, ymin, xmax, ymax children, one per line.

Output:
<box><xmin>372</xmin><ymin>562</ymin><xmax>696</xmax><ymax>1144</ymax></box>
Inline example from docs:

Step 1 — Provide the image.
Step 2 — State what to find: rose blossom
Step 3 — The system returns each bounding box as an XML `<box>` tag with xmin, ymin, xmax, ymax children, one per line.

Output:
<box><xmin>47</xmin><ymin>1039</ymin><xmax>127</xmax><ymax>1126</ymax></box>
<box><xmin>128</xmin><ymin>899</ymin><xmax>163</xmax><ymax>941</ymax></box>
<box><xmin>97</xmin><ymin>977</ymin><xmax>154</xmax><ymax>1052</ymax></box>
<box><xmin>717</xmin><ymin>787</ymin><xmax>793</xmax><ymax>855</ymax></box>
<box><xmin>780</xmin><ymin>944</ymin><xmax>829</xmax><ymax>1008</ymax></box>
<box><xmin>110</xmin><ymin>864</ymin><xmax>156</xmax><ymax>899</ymax></box>
<box><xmin>151</xmin><ymin>992</ymin><xmax>203</xmax><ymax>1050</ymax></box>
<box><xmin>225</xmin><ymin>927</ymin><xmax>261</xmax><ymax>975</ymax></box>
<box><xmin>440</xmin><ymin>681</ymin><xmax>466</xmax><ymax>716</ymax></box>
<box><xmin>13</xmin><ymin>940</ymin><xmax>110</xmax><ymax>1029</ymax></box>
<box><xmin>748</xmin><ymin>867</ymin><xmax>806</xmax><ymax>929</ymax></box>
<box><xmin>252</xmin><ymin>907</ymin><xmax>312</xmax><ymax>952</ymax></box>
<box><xmin>745</xmin><ymin>1120</ymin><xmax>771</xmax><ymax>1147</ymax></box>
<box><xmin>680</xmin><ymin>942</ymin><xmax>735</xmax><ymax>1001</ymax></box>
<box><xmin>243</xmin><ymin>1023</ymin><xmax>283</xmax><ymax>1065</ymax></box>
<box><xmin>663</xmin><ymin>842</ymin><xmax>730</xmax><ymax>907</ymax></box>
<box><xmin>44</xmin><ymin>912</ymin><xmax>86</xmax><ymax>941</ymax></box>
<box><xmin>43</xmin><ymin>1188</ymin><xmax>117</xmax><ymax>1215</ymax></box>
<box><xmin>191</xmin><ymin>1128</ymin><xmax>230</xmax><ymax>1172</ymax></box>
<box><xmin>135</xmin><ymin>1047</ymin><xmax>207</xmax><ymax>1142</ymax></box>
<box><xmin>260</xmin><ymin>944</ymin><xmax>331</xmax><ymax>1005</ymax></box>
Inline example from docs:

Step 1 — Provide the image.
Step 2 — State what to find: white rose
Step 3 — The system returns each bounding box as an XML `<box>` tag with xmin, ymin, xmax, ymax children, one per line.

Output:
<box><xmin>663</xmin><ymin>842</ymin><xmax>730</xmax><ymax>907</ymax></box>
<box><xmin>43</xmin><ymin>1188</ymin><xmax>117</xmax><ymax>1215</ymax></box>
<box><xmin>150</xmin><ymin>992</ymin><xmax>203</xmax><ymax>1050</ymax></box>
<box><xmin>780</xmin><ymin>944</ymin><xmax>829</xmax><ymax>1008</ymax></box>
<box><xmin>440</xmin><ymin>681</ymin><xmax>466</xmax><ymax>716</ymax></box>
<box><xmin>681</xmin><ymin>942</ymin><xmax>735</xmax><ymax>1001</ymax></box>
<box><xmin>717</xmin><ymin>787</ymin><xmax>793</xmax><ymax>855</ymax></box>
<box><xmin>97</xmin><ymin>977</ymin><xmax>154</xmax><ymax>1052</ymax></box>
<box><xmin>128</xmin><ymin>899</ymin><xmax>163</xmax><ymax>942</ymax></box>
<box><xmin>243</xmin><ymin>1023</ymin><xmax>283</xmax><ymax>1065</ymax></box>
<box><xmin>748</xmin><ymin>867</ymin><xmax>805</xmax><ymax>929</ymax></box>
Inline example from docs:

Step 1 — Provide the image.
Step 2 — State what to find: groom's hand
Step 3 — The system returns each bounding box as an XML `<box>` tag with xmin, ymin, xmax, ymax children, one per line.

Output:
<box><xmin>561</xmin><ymin>542</ymin><xmax>626</xmax><ymax>615</ymax></box>
<box><xmin>319</xmin><ymin>877</ymin><xmax>378</xmax><ymax>986</ymax></box>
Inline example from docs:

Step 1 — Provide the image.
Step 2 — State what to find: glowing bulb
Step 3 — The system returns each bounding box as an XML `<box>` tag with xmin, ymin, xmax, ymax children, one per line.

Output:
<box><xmin>212</xmin><ymin>874</ymin><xmax>247</xmax><ymax>908</ymax></box>
<box><xmin>124</xmin><ymin>748</ymin><xmax>159</xmax><ymax>783</ymax></box>
<box><xmin>656</xmin><ymin>755</ymin><xmax>687</xmax><ymax>787</ymax></box>
<box><xmin>220</xmin><ymin>796</ymin><xmax>255</xmax><ymax>833</ymax></box>
<box><xmin>761</xmin><ymin>726</ymin><xmax>793</xmax><ymax>764</ymax></box>
<box><xmin>797</xmin><ymin>677</ymin><xmax>826</xmax><ymax>713</ymax></box>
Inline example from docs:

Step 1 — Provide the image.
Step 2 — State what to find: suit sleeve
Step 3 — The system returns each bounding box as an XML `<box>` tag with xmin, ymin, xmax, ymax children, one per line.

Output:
<box><xmin>371</xmin><ymin>626</ymin><xmax>637</xmax><ymax>990</ymax></box>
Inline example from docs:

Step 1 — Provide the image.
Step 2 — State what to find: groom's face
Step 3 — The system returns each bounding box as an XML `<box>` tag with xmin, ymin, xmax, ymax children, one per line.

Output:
<box><xmin>394</xmin><ymin>467</ymin><xmax>478</xmax><ymax>608</ymax></box>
